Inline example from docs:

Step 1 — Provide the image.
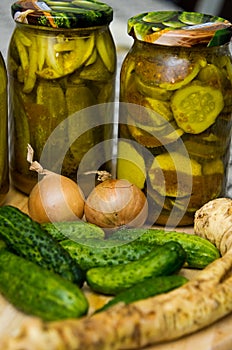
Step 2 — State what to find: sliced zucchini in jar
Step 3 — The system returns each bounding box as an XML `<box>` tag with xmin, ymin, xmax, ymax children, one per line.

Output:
<box><xmin>171</xmin><ymin>84</ymin><xmax>224</xmax><ymax>134</ymax></box>
<box><xmin>158</xmin><ymin>58</ymin><xmax>206</xmax><ymax>91</ymax></box>
<box><xmin>143</xmin><ymin>97</ymin><xmax>174</xmax><ymax>123</ymax></box>
<box><xmin>198</xmin><ymin>64</ymin><xmax>227</xmax><ymax>89</ymax></box>
<box><xmin>127</xmin><ymin>123</ymin><xmax>164</xmax><ymax>148</ymax></box>
<box><xmin>135</xmin><ymin>53</ymin><xmax>206</xmax><ymax>91</ymax></box>
<box><xmin>127</xmin><ymin>116</ymin><xmax>184</xmax><ymax>148</ymax></box>
<box><xmin>134</xmin><ymin>74</ymin><xmax>173</xmax><ymax>101</ymax></box>
<box><xmin>126</xmin><ymin>95</ymin><xmax>174</xmax><ymax>126</ymax></box>
<box><xmin>116</xmin><ymin>140</ymin><xmax>146</xmax><ymax>189</ymax></box>
<box><xmin>148</xmin><ymin>152</ymin><xmax>202</xmax><ymax>197</ymax></box>
<box><xmin>183</xmin><ymin>139</ymin><xmax>226</xmax><ymax>160</ymax></box>
<box><xmin>203</xmin><ymin>158</ymin><xmax>224</xmax><ymax>175</ymax></box>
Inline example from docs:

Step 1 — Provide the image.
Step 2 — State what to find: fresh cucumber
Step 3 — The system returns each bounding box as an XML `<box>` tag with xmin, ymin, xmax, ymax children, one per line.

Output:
<box><xmin>96</xmin><ymin>275</ymin><xmax>188</xmax><ymax>312</ymax></box>
<box><xmin>0</xmin><ymin>205</ymin><xmax>85</xmax><ymax>286</ymax></box>
<box><xmin>0</xmin><ymin>249</ymin><xmax>88</xmax><ymax>321</ymax></box>
<box><xmin>41</xmin><ymin>220</ymin><xmax>105</xmax><ymax>242</ymax></box>
<box><xmin>86</xmin><ymin>241</ymin><xmax>186</xmax><ymax>295</ymax></box>
<box><xmin>109</xmin><ymin>227</ymin><xmax>220</xmax><ymax>269</ymax></box>
<box><xmin>0</xmin><ymin>240</ymin><xmax>6</xmax><ymax>250</ymax></box>
<box><xmin>60</xmin><ymin>238</ymin><xmax>157</xmax><ymax>271</ymax></box>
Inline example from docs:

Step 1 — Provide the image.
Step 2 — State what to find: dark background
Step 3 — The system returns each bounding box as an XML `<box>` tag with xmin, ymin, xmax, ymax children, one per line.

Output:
<box><xmin>171</xmin><ymin>0</ymin><xmax>232</xmax><ymax>22</ymax></box>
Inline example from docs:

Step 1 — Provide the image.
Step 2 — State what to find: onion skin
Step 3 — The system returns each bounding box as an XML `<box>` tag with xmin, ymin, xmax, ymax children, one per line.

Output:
<box><xmin>28</xmin><ymin>174</ymin><xmax>85</xmax><ymax>223</ymax></box>
<box><xmin>84</xmin><ymin>179</ymin><xmax>148</xmax><ymax>228</ymax></box>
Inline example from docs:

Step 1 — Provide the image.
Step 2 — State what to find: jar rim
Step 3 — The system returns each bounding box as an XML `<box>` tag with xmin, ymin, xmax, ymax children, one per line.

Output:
<box><xmin>11</xmin><ymin>0</ymin><xmax>113</xmax><ymax>29</ymax></box>
<box><xmin>128</xmin><ymin>11</ymin><xmax>232</xmax><ymax>48</ymax></box>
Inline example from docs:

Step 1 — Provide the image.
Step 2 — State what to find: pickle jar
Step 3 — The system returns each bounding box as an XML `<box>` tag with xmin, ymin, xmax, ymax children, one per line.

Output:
<box><xmin>118</xmin><ymin>11</ymin><xmax>232</xmax><ymax>226</ymax></box>
<box><xmin>0</xmin><ymin>52</ymin><xmax>9</xmax><ymax>205</ymax></box>
<box><xmin>8</xmin><ymin>0</ymin><xmax>117</xmax><ymax>195</ymax></box>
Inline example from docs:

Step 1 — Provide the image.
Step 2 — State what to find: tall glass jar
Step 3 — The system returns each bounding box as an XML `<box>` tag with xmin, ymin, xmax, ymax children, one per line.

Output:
<box><xmin>118</xmin><ymin>11</ymin><xmax>232</xmax><ymax>226</ymax></box>
<box><xmin>8</xmin><ymin>0</ymin><xmax>116</xmax><ymax>195</ymax></box>
<box><xmin>0</xmin><ymin>52</ymin><xmax>9</xmax><ymax>205</ymax></box>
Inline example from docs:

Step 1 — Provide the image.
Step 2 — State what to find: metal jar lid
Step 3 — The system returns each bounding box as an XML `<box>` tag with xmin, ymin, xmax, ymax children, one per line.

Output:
<box><xmin>11</xmin><ymin>0</ymin><xmax>113</xmax><ymax>28</ymax></box>
<box><xmin>128</xmin><ymin>11</ymin><xmax>232</xmax><ymax>47</ymax></box>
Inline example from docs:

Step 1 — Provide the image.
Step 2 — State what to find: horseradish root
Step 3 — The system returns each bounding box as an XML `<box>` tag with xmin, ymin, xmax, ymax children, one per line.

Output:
<box><xmin>1</xmin><ymin>198</ymin><xmax>232</xmax><ymax>349</ymax></box>
<box><xmin>194</xmin><ymin>197</ymin><xmax>232</xmax><ymax>255</ymax></box>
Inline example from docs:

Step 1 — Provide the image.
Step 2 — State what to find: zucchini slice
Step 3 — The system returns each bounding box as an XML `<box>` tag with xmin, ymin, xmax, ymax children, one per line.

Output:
<box><xmin>171</xmin><ymin>84</ymin><xmax>224</xmax><ymax>134</ymax></box>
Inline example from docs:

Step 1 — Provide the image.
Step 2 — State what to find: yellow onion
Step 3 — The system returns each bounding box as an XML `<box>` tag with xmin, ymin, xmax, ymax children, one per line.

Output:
<box><xmin>27</xmin><ymin>144</ymin><xmax>85</xmax><ymax>223</ymax></box>
<box><xmin>84</xmin><ymin>179</ymin><xmax>148</xmax><ymax>228</ymax></box>
<box><xmin>28</xmin><ymin>173</ymin><xmax>85</xmax><ymax>223</ymax></box>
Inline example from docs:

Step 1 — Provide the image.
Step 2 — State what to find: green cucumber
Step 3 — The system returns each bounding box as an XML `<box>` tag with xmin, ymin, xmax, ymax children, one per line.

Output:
<box><xmin>86</xmin><ymin>241</ymin><xmax>186</xmax><ymax>295</ymax></box>
<box><xmin>0</xmin><ymin>249</ymin><xmax>88</xmax><ymax>321</ymax></box>
<box><xmin>0</xmin><ymin>240</ymin><xmax>6</xmax><ymax>250</ymax></box>
<box><xmin>41</xmin><ymin>220</ymin><xmax>105</xmax><ymax>242</ymax></box>
<box><xmin>109</xmin><ymin>227</ymin><xmax>220</xmax><ymax>269</ymax></box>
<box><xmin>60</xmin><ymin>238</ymin><xmax>157</xmax><ymax>271</ymax></box>
<box><xmin>0</xmin><ymin>205</ymin><xmax>85</xmax><ymax>286</ymax></box>
<box><xmin>96</xmin><ymin>275</ymin><xmax>188</xmax><ymax>312</ymax></box>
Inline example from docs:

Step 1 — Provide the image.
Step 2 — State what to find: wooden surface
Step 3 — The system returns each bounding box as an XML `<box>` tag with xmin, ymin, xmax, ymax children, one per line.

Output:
<box><xmin>1</xmin><ymin>187</ymin><xmax>232</xmax><ymax>349</ymax></box>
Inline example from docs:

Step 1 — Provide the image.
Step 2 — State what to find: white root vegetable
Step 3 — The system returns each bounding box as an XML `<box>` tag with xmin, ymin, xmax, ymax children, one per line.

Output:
<box><xmin>1</xmin><ymin>198</ymin><xmax>232</xmax><ymax>350</ymax></box>
<box><xmin>194</xmin><ymin>197</ymin><xmax>232</xmax><ymax>255</ymax></box>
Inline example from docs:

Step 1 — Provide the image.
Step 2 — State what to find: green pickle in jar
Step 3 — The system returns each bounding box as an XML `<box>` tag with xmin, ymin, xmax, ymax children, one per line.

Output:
<box><xmin>8</xmin><ymin>0</ymin><xmax>116</xmax><ymax>194</ymax></box>
<box><xmin>118</xmin><ymin>11</ymin><xmax>232</xmax><ymax>226</ymax></box>
<box><xmin>0</xmin><ymin>52</ymin><xmax>9</xmax><ymax>205</ymax></box>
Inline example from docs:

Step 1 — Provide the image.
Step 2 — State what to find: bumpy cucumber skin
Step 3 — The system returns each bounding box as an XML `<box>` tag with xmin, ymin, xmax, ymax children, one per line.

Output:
<box><xmin>61</xmin><ymin>238</ymin><xmax>156</xmax><ymax>271</ymax></box>
<box><xmin>86</xmin><ymin>241</ymin><xmax>186</xmax><ymax>295</ymax></box>
<box><xmin>41</xmin><ymin>221</ymin><xmax>105</xmax><ymax>242</ymax></box>
<box><xmin>109</xmin><ymin>228</ymin><xmax>220</xmax><ymax>269</ymax></box>
<box><xmin>0</xmin><ymin>249</ymin><xmax>88</xmax><ymax>321</ymax></box>
<box><xmin>0</xmin><ymin>206</ymin><xmax>85</xmax><ymax>286</ymax></box>
<box><xmin>97</xmin><ymin>275</ymin><xmax>188</xmax><ymax>312</ymax></box>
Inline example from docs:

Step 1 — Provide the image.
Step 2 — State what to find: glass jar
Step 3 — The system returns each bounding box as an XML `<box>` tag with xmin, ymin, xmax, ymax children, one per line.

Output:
<box><xmin>0</xmin><ymin>52</ymin><xmax>9</xmax><ymax>205</ymax></box>
<box><xmin>8</xmin><ymin>0</ymin><xmax>116</xmax><ymax>195</ymax></box>
<box><xmin>118</xmin><ymin>11</ymin><xmax>232</xmax><ymax>226</ymax></box>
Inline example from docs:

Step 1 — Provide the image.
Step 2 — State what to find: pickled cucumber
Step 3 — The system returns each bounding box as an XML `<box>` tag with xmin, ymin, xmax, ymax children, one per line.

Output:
<box><xmin>8</xmin><ymin>23</ymin><xmax>116</xmax><ymax>193</ymax></box>
<box><xmin>127</xmin><ymin>116</ymin><xmax>184</xmax><ymax>148</ymax></box>
<box><xmin>143</xmin><ymin>98</ymin><xmax>174</xmax><ymax>123</ymax></box>
<box><xmin>80</xmin><ymin>56</ymin><xmax>112</xmax><ymax>81</ymax></box>
<box><xmin>159</xmin><ymin>58</ymin><xmax>206</xmax><ymax>91</ymax></box>
<box><xmin>183</xmin><ymin>139</ymin><xmax>226</xmax><ymax>160</ymax></box>
<box><xmin>66</xmin><ymin>85</ymin><xmax>96</xmax><ymax>165</ymax></box>
<box><xmin>0</xmin><ymin>54</ymin><xmax>8</xmax><ymax>201</ymax></box>
<box><xmin>203</xmin><ymin>159</ymin><xmax>224</xmax><ymax>175</ymax></box>
<box><xmin>23</xmin><ymin>39</ymin><xmax>38</xmax><ymax>93</ymax></box>
<box><xmin>128</xmin><ymin>124</ymin><xmax>163</xmax><ymax>148</ymax></box>
<box><xmin>135</xmin><ymin>52</ymin><xmax>206</xmax><ymax>91</ymax></box>
<box><xmin>35</xmin><ymin>81</ymin><xmax>67</xmax><ymax>157</ymax></box>
<box><xmin>171</xmin><ymin>84</ymin><xmax>224</xmax><ymax>134</ymax></box>
<box><xmin>10</xmin><ymin>88</ymin><xmax>31</xmax><ymax>174</ymax></box>
<box><xmin>96</xmin><ymin>29</ymin><xmax>116</xmax><ymax>73</ymax></box>
<box><xmin>126</xmin><ymin>96</ymin><xmax>173</xmax><ymax>127</ymax></box>
<box><xmin>135</xmin><ymin>75</ymin><xmax>173</xmax><ymax>100</ymax></box>
<box><xmin>37</xmin><ymin>34</ymin><xmax>95</xmax><ymax>79</ymax></box>
<box><xmin>148</xmin><ymin>153</ymin><xmax>224</xmax><ymax>219</ymax></box>
<box><xmin>116</xmin><ymin>140</ymin><xmax>146</xmax><ymax>189</ymax></box>
<box><xmin>120</xmin><ymin>58</ymin><xmax>136</xmax><ymax>99</ymax></box>
<box><xmin>198</xmin><ymin>64</ymin><xmax>227</xmax><ymax>89</ymax></box>
<box><xmin>119</xmin><ymin>11</ymin><xmax>232</xmax><ymax>226</ymax></box>
<box><xmin>148</xmin><ymin>152</ymin><xmax>202</xmax><ymax>197</ymax></box>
